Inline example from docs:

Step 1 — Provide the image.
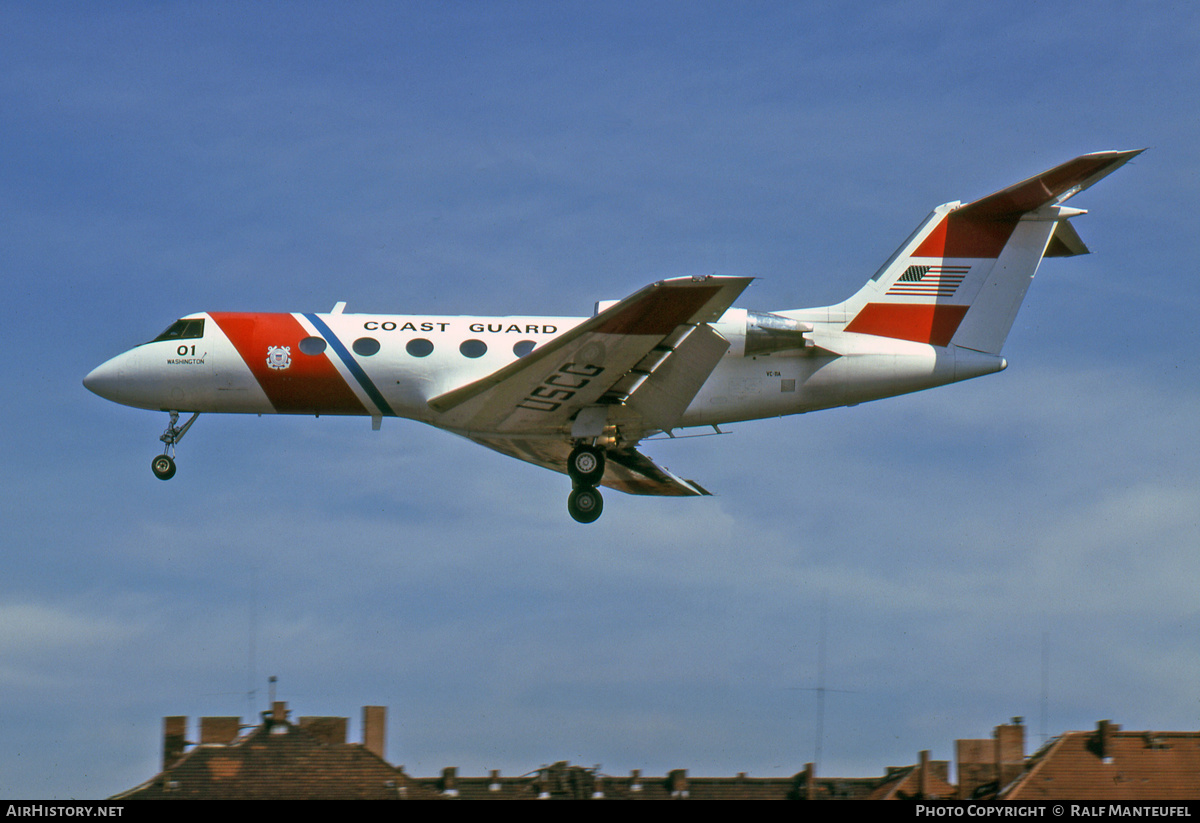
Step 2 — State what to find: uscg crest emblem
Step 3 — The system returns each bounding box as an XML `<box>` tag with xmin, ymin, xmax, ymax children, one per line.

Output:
<box><xmin>266</xmin><ymin>345</ymin><xmax>292</xmax><ymax>371</ymax></box>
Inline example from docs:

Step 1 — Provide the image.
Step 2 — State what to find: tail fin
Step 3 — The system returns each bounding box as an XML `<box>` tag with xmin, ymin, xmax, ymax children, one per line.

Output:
<box><xmin>838</xmin><ymin>150</ymin><xmax>1141</xmax><ymax>354</ymax></box>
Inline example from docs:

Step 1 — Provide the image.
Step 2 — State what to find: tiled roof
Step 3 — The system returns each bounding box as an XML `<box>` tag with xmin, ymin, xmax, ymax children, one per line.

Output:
<box><xmin>114</xmin><ymin>720</ymin><xmax>407</xmax><ymax>800</ymax></box>
<box><xmin>866</xmin><ymin>764</ymin><xmax>956</xmax><ymax>801</ymax></box>
<box><xmin>1003</xmin><ymin>727</ymin><xmax>1200</xmax><ymax>800</ymax></box>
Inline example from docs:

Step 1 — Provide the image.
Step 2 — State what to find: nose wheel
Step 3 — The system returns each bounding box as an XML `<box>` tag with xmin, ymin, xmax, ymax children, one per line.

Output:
<box><xmin>151</xmin><ymin>454</ymin><xmax>177</xmax><ymax>480</ymax></box>
<box><xmin>566</xmin><ymin>445</ymin><xmax>606</xmax><ymax>523</ymax></box>
<box><xmin>153</xmin><ymin>411</ymin><xmax>199</xmax><ymax>481</ymax></box>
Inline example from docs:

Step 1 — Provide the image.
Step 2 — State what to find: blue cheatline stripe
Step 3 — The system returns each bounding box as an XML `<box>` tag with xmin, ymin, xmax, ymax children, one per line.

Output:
<box><xmin>303</xmin><ymin>313</ymin><xmax>396</xmax><ymax>417</ymax></box>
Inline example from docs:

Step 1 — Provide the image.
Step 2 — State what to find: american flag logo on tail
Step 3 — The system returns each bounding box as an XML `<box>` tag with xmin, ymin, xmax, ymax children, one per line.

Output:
<box><xmin>886</xmin><ymin>265</ymin><xmax>970</xmax><ymax>297</ymax></box>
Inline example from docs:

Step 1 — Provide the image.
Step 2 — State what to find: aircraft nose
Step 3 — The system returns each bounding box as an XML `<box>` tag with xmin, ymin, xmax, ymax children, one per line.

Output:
<box><xmin>83</xmin><ymin>358</ymin><xmax>122</xmax><ymax>401</ymax></box>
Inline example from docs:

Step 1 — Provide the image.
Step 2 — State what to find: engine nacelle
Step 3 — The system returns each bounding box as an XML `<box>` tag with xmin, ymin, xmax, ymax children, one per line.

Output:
<box><xmin>743</xmin><ymin>310</ymin><xmax>813</xmax><ymax>356</ymax></box>
<box><xmin>709</xmin><ymin>309</ymin><xmax>814</xmax><ymax>357</ymax></box>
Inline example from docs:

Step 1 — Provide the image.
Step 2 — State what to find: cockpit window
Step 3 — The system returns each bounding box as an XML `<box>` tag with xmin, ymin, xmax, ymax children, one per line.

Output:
<box><xmin>151</xmin><ymin>318</ymin><xmax>205</xmax><ymax>343</ymax></box>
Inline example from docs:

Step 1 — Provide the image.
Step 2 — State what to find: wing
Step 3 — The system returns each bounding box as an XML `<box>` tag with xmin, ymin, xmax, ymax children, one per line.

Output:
<box><xmin>466</xmin><ymin>434</ymin><xmax>710</xmax><ymax>496</ymax></box>
<box><xmin>429</xmin><ymin>276</ymin><xmax>753</xmax><ymax>439</ymax></box>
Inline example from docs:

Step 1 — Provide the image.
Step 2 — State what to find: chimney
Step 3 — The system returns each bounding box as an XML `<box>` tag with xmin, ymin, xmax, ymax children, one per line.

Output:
<box><xmin>362</xmin><ymin>705</ymin><xmax>386</xmax><ymax>760</ymax></box>
<box><xmin>199</xmin><ymin>716</ymin><xmax>240</xmax><ymax>745</ymax></box>
<box><xmin>162</xmin><ymin>716</ymin><xmax>187</xmax><ymax>770</ymax></box>
<box><xmin>995</xmin><ymin>719</ymin><xmax>1025</xmax><ymax>788</ymax></box>
<box><xmin>260</xmin><ymin>701</ymin><xmax>288</xmax><ymax>728</ymax></box>
<box><xmin>956</xmin><ymin>738</ymin><xmax>988</xmax><ymax>799</ymax></box>
<box><xmin>440</xmin><ymin>766</ymin><xmax>459</xmax><ymax>797</ymax></box>
<box><xmin>1095</xmin><ymin>719</ymin><xmax>1120</xmax><ymax>761</ymax></box>
<box><xmin>918</xmin><ymin>749</ymin><xmax>930</xmax><ymax>799</ymax></box>
<box><xmin>956</xmin><ymin>719</ymin><xmax>1025</xmax><ymax>799</ymax></box>
<box><xmin>803</xmin><ymin>762</ymin><xmax>816</xmax><ymax>800</ymax></box>
<box><xmin>668</xmin><ymin>768</ymin><xmax>689</xmax><ymax>798</ymax></box>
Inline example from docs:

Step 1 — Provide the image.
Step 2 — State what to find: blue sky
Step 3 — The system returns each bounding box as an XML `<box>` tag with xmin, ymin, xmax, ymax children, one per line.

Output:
<box><xmin>3</xmin><ymin>1</ymin><xmax>1198</xmax><ymax>798</ymax></box>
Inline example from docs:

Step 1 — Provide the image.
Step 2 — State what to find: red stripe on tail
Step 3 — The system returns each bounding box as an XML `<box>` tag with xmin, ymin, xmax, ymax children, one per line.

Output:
<box><xmin>844</xmin><ymin>303</ymin><xmax>969</xmax><ymax>347</ymax></box>
<box><xmin>912</xmin><ymin>213</ymin><xmax>1017</xmax><ymax>258</ymax></box>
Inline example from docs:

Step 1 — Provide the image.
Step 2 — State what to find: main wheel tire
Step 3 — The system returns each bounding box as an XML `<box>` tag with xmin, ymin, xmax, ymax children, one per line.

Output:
<box><xmin>567</xmin><ymin>445</ymin><xmax>605</xmax><ymax>486</ymax></box>
<box><xmin>151</xmin><ymin>454</ymin><xmax>177</xmax><ymax>480</ymax></box>
<box><xmin>567</xmin><ymin>486</ymin><xmax>604</xmax><ymax>524</ymax></box>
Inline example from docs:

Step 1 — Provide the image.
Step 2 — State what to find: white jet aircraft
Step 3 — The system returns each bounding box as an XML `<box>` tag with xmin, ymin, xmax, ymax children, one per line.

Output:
<box><xmin>85</xmin><ymin>150</ymin><xmax>1139</xmax><ymax>522</ymax></box>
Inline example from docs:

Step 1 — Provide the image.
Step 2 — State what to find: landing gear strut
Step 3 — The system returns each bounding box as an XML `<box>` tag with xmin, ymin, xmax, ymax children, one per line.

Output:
<box><xmin>566</xmin><ymin>444</ymin><xmax>606</xmax><ymax>523</ymax></box>
<box><xmin>153</xmin><ymin>411</ymin><xmax>199</xmax><ymax>481</ymax></box>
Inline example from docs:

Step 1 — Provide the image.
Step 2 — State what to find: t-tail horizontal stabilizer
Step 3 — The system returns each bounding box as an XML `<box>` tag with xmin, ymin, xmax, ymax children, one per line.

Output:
<box><xmin>840</xmin><ymin>150</ymin><xmax>1142</xmax><ymax>355</ymax></box>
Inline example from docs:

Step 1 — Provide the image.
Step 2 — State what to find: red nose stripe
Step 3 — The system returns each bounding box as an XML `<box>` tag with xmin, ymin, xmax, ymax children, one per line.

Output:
<box><xmin>210</xmin><ymin>312</ymin><xmax>367</xmax><ymax>414</ymax></box>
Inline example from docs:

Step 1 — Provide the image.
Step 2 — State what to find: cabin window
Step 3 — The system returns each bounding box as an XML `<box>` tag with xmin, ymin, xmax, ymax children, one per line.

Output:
<box><xmin>298</xmin><ymin>336</ymin><xmax>327</xmax><ymax>355</ymax></box>
<box><xmin>352</xmin><ymin>337</ymin><xmax>381</xmax><ymax>356</ymax></box>
<box><xmin>406</xmin><ymin>338</ymin><xmax>434</xmax><ymax>357</ymax></box>
<box><xmin>460</xmin><ymin>339</ymin><xmax>487</xmax><ymax>358</ymax></box>
<box><xmin>151</xmin><ymin>318</ymin><xmax>205</xmax><ymax>343</ymax></box>
<box><xmin>513</xmin><ymin>340</ymin><xmax>536</xmax><ymax>358</ymax></box>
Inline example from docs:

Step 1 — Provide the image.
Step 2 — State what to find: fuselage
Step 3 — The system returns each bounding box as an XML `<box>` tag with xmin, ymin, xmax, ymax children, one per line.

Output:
<box><xmin>83</xmin><ymin>307</ymin><xmax>1006</xmax><ymax>436</ymax></box>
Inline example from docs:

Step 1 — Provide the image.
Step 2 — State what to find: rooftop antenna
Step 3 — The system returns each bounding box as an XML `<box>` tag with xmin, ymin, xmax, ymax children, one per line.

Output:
<box><xmin>201</xmin><ymin>568</ymin><xmax>262</xmax><ymax>720</ymax></box>
<box><xmin>1040</xmin><ymin>632</ymin><xmax>1049</xmax><ymax>746</ymax></box>
<box><xmin>814</xmin><ymin>591</ymin><xmax>829</xmax><ymax>767</ymax></box>
<box><xmin>790</xmin><ymin>591</ymin><xmax>858</xmax><ymax>773</ymax></box>
<box><xmin>247</xmin><ymin>566</ymin><xmax>259</xmax><ymax>721</ymax></box>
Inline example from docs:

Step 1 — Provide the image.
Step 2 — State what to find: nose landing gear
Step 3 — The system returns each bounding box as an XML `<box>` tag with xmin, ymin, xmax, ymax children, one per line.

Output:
<box><xmin>152</xmin><ymin>411</ymin><xmax>199</xmax><ymax>480</ymax></box>
<box><xmin>566</xmin><ymin>444</ymin><xmax>606</xmax><ymax>524</ymax></box>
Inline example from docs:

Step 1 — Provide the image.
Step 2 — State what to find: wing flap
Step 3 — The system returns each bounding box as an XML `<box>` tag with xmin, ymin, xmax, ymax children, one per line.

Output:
<box><xmin>606</xmin><ymin>447</ymin><xmax>710</xmax><ymax>496</ymax></box>
<box><xmin>468</xmin><ymin>435</ymin><xmax>710</xmax><ymax>497</ymax></box>
<box><xmin>621</xmin><ymin>323</ymin><xmax>731</xmax><ymax>431</ymax></box>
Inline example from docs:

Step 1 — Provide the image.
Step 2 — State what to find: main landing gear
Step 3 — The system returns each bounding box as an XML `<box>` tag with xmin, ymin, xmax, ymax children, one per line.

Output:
<box><xmin>566</xmin><ymin>444</ymin><xmax>606</xmax><ymax>524</ymax></box>
<box><xmin>152</xmin><ymin>411</ymin><xmax>199</xmax><ymax>480</ymax></box>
